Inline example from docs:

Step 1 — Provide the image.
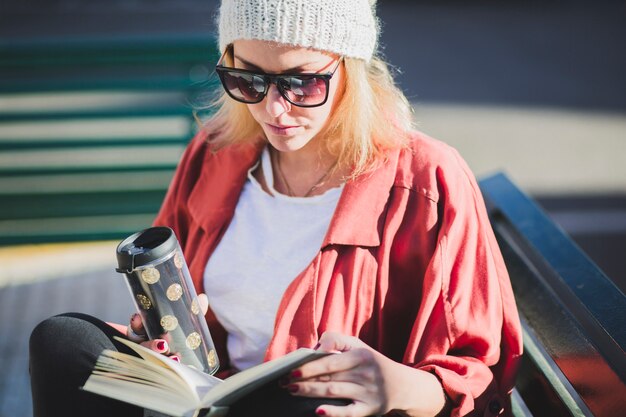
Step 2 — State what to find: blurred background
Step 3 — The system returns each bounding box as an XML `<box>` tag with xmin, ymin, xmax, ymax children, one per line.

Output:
<box><xmin>0</xmin><ymin>1</ymin><xmax>625</xmax><ymax>416</ymax></box>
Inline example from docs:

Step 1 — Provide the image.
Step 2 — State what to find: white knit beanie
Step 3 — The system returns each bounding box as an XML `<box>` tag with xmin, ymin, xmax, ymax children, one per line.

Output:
<box><xmin>218</xmin><ymin>0</ymin><xmax>379</xmax><ymax>61</ymax></box>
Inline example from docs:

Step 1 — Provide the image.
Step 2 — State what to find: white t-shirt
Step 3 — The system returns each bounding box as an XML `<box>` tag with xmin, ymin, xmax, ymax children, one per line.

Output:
<box><xmin>203</xmin><ymin>147</ymin><xmax>343</xmax><ymax>371</ymax></box>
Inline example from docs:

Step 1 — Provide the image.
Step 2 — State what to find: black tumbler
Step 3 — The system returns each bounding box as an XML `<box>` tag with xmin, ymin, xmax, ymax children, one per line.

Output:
<box><xmin>115</xmin><ymin>226</ymin><xmax>219</xmax><ymax>375</ymax></box>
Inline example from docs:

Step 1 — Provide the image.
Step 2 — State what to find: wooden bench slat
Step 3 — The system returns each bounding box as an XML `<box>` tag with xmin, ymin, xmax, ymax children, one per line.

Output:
<box><xmin>0</xmin><ymin>145</ymin><xmax>185</xmax><ymax>172</ymax></box>
<box><xmin>0</xmin><ymin>136</ymin><xmax>190</xmax><ymax>150</ymax></box>
<box><xmin>0</xmin><ymin>213</ymin><xmax>156</xmax><ymax>245</ymax></box>
<box><xmin>0</xmin><ymin>116</ymin><xmax>191</xmax><ymax>140</ymax></box>
<box><xmin>0</xmin><ymin>90</ymin><xmax>212</xmax><ymax>124</ymax></box>
<box><xmin>0</xmin><ymin>191</ymin><xmax>167</xmax><ymax>220</ymax></box>
<box><xmin>0</xmin><ymin>107</ymin><xmax>198</xmax><ymax>122</ymax></box>
<box><xmin>0</xmin><ymin>171</ymin><xmax>174</xmax><ymax>194</ymax></box>
<box><xmin>0</xmin><ymin>91</ymin><xmax>185</xmax><ymax>112</ymax></box>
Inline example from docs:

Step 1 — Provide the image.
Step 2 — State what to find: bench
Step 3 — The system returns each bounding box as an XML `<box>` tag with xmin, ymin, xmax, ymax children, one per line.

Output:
<box><xmin>0</xmin><ymin>35</ymin><xmax>219</xmax><ymax>245</ymax></box>
<box><xmin>479</xmin><ymin>173</ymin><xmax>626</xmax><ymax>416</ymax></box>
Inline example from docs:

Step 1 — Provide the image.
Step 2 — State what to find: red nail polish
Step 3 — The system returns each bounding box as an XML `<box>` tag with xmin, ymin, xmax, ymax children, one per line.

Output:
<box><xmin>171</xmin><ymin>355</ymin><xmax>180</xmax><ymax>362</ymax></box>
<box><xmin>290</xmin><ymin>370</ymin><xmax>302</xmax><ymax>378</ymax></box>
<box><xmin>316</xmin><ymin>409</ymin><xmax>326</xmax><ymax>416</ymax></box>
<box><xmin>313</xmin><ymin>342</ymin><xmax>321</xmax><ymax>350</ymax></box>
<box><xmin>288</xmin><ymin>384</ymin><xmax>299</xmax><ymax>393</ymax></box>
<box><xmin>156</xmin><ymin>340</ymin><xmax>166</xmax><ymax>351</ymax></box>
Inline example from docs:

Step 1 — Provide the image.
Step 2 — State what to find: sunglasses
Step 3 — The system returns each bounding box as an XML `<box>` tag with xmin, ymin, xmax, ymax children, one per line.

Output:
<box><xmin>215</xmin><ymin>48</ymin><xmax>344</xmax><ymax>108</ymax></box>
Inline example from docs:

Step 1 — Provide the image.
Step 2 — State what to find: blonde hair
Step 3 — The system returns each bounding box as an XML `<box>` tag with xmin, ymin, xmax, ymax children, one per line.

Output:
<box><xmin>200</xmin><ymin>49</ymin><xmax>414</xmax><ymax>179</ymax></box>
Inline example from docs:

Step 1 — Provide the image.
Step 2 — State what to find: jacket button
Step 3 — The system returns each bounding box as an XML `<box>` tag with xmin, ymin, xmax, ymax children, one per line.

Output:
<box><xmin>489</xmin><ymin>399</ymin><xmax>503</xmax><ymax>414</ymax></box>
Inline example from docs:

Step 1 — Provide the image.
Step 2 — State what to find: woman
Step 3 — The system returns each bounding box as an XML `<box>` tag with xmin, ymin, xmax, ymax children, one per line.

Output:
<box><xmin>30</xmin><ymin>1</ymin><xmax>522</xmax><ymax>416</ymax></box>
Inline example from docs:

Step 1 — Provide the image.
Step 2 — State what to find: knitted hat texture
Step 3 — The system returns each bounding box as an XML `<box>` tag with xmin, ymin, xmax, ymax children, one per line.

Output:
<box><xmin>218</xmin><ymin>0</ymin><xmax>379</xmax><ymax>61</ymax></box>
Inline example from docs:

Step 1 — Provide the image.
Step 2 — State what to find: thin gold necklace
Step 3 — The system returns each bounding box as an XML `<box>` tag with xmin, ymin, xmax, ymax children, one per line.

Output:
<box><xmin>272</xmin><ymin>150</ymin><xmax>338</xmax><ymax>197</ymax></box>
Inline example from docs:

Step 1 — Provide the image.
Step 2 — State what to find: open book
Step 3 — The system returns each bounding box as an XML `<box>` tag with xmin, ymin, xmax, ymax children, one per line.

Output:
<box><xmin>82</xmin><ymin>337</ymin><xmax>330</xmax><ymax>417</ymax></box>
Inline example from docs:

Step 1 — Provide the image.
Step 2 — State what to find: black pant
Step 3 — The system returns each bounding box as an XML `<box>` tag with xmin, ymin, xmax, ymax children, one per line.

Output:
<box><xmin>29</xmin><ymin>313</ymin><xmax>352</xmax><ymax>417</ymax></box>
<box><xmin>29</xmin><ymin>312</ymin><xmax>143</xmax><ymax>417</ymax></box>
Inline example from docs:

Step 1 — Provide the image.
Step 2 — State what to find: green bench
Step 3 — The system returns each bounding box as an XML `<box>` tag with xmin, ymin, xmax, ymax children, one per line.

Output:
<box><xmin>0</xmin><ymin>35</ymin><xmax>219</xmax><ymax>245</ymax></box>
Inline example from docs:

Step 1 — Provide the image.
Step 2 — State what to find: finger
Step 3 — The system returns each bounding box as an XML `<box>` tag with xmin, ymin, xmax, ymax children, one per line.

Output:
<box><xmin>127</xmin><ymin>324</ymin><xmax>147</xmax><ymax>343</ymax></box>
<box><xmin>130</xmin><ymin>313</ymin><xmax>146</xmax><ymax>335</ymax></box>
<box><xmin>140</xmin><ymin>339</ymin><xmax>170</xmax><ymax>355</ymax></box>
<box><xmin>301</xmin><ymin>368</ymin><xmax>365</xmax><ymax>384</ymax></box>
<box><xmin>294</xmin><ymin>348</ymin><xmax>373</xmax><ymax>381</ymax></box>
<box><xmin>288</xmin><ymin>380</ymin><xmax>362</xmax><ymax>401</ymax></box>
<box><xmin>318</xmin><ymin>332</ymin><xmax>367</xmax><ymax>353</ymax></box>
<box><xmin>127</xmin><ymin>313</ymin><xmax>148</xmax><ymax>343</ymax></box>
<box><xmin>316</xmin><ymin>402</ymin><xmax>373</xmax><ymax>417</ymax></box>
<box><xmin>282</xmin><ymin>369</ymin><xmax>357</xmax><ymax>388</ymax></box>
<box><xmin>106</xmin><ymin>321</ymin><xmax>128</xmax><ymax>335</ymax></box>
<box><xmin>198</xmin><ymin>293</ymin><xmax>209</xmax><ymax>315</ymax></box>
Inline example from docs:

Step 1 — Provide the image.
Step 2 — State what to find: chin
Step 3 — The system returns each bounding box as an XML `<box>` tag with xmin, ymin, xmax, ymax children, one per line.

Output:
<box><xmin>265</xmin><ymin>132</ymin><xmax>314</xmax><ymax>153</ymax></box>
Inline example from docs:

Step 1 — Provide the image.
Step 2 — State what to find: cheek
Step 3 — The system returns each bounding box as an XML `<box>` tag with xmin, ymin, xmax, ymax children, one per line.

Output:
<box><xmin>246</xmin><ymin>104</ymin><xmax>264</xmax><ymax>123</ymax></box>
<box><xmin>306</xmin><ymin>106</ymin><xmax>333</xmax><ymax>129</ymax></box>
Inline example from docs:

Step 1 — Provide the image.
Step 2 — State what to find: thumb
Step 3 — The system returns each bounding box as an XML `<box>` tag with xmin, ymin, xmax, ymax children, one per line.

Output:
<box><xmin>317</xmin><ymin>331</ymin><xmax>366</xmax><ymax>353</ymax></box>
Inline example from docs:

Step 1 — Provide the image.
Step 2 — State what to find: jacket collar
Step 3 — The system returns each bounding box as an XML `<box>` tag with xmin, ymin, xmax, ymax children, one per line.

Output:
<box><xmin>187</xmin><ymin>142</ymin><xmax>400</xmax><ymax>248</ymax></box>
<box><xmin>322</xmin><ymin>148</ymin><xmax>400</xmax><ymax>247</ymax></box>
<box><xmin>187</xmin><ymin>141</ymin><xmax>264</xmax><ymax>232</ymax></box>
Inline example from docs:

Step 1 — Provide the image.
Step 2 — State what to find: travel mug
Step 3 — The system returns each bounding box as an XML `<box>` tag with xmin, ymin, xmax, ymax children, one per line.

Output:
<box><xmin>115</xmin><ymin>226</ymin><xmax>219</xmax><ymax>375</ymax></box>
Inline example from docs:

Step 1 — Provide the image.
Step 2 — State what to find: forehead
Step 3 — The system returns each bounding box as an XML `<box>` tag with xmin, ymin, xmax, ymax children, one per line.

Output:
<box><xmin>232</xmin><ymin>39</ymin><xmax>335</xmax><ymax>72</ymax></box>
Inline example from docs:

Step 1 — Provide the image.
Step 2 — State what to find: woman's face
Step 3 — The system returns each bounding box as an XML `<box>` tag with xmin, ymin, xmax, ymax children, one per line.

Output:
<box><xmin>232</xmin><ymin>39</ymin><xmax>344</xmax><ymax>153</ymax></box>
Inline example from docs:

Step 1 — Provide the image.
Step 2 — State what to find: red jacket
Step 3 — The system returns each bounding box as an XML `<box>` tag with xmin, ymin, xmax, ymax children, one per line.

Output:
<box><xmin>153</xmin><ymin>130</ymin><xmax>522</xmax><ymax>416</ymax></box>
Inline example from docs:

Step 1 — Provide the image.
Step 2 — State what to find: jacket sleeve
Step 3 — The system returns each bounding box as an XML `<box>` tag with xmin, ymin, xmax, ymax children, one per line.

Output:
<box><xmin>413</xmin><ymin>148</ymin><xmax>522</xmax><ymax>417</ymax></box>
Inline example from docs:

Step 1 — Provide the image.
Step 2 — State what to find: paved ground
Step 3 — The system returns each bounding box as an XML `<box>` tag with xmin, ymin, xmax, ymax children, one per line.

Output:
<box><xmin>1</xmin><ymin>1</ymin><xmax>625</xmax><ymax>416</ymax></box>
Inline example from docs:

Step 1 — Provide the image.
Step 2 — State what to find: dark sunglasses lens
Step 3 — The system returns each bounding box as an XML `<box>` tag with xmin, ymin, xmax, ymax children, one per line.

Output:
<box><xmin>280</xmin><ymin>76</ymin><xmax>327</xmax><ymax>105</ymax></box>
<box><xmin>221</xmin><ymin>71</ymin><xmax>266</xmax><ymax>103</ymax></box>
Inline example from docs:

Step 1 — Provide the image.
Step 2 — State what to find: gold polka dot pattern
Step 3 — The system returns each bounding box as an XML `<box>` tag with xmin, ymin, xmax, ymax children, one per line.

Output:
<box><xmin>140</xmin><ymin>268</ymin><xmax>160</xmax><ymax>284</ymax></box>
<box><xmin>136</xmin><ymin>294</ymin><xmax>152</xmax><ymax>309</ymax></box>
<box><xmin>186</xmin><ymin>332</ymin><xmax>202</xmax><ymax>350</ymax></box>
<box><xmin>160</xmin><ymin>315</ymin><xmax>179</xmax><ymax>331</ymax></box>
<box><xmin>166</xmin><ymin>284</ymin><xmax>183</xmax><ymax>301</ymax></box>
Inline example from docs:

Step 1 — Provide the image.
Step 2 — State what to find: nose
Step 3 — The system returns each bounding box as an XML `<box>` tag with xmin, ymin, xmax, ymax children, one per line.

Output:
<box><xmin>265</xmin><ymin>84</ymin><xmax>291</xmax><ymax>118</ymax></box>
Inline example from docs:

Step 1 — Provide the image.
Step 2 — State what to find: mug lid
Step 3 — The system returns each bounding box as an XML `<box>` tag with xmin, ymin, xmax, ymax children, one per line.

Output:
<box><xmin>115</xmin><ymin>226</ymin><xmax>177</xmax><ymax>273</ymax></box>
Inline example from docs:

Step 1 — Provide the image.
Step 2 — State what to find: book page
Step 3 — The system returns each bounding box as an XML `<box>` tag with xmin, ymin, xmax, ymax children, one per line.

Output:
<box><xmin>83</xmin><ymin>337</ymin><xmax>223</xmax><ymax>415</ymax></box>
<box><xmin>84</xmin><ymin>374</ymin><xmax>196</xmax><ymax>416</ymax></box>
<box><xmin>115</xmin><ymin>337</ymin><xmax>222</xmax><ymax>399</ymax></box>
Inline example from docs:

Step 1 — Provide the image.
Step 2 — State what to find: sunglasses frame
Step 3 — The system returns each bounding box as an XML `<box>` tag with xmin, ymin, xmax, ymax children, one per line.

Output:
<box><xmin>215</xmin><ymin>47</ymin><xmax>344</xmax><ymax>108</ymax></box>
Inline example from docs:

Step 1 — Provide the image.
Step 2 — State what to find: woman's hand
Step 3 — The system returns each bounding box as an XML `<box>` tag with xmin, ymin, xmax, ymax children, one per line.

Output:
<box><xmin>107</xmin><ymin>293</ymin><xmax>210</xmax><ymax>362</ymax></box>
<box><xmin>285</xmin><ymin>332</ymin><xmax>449</xmax><ymax>417</ymax></box>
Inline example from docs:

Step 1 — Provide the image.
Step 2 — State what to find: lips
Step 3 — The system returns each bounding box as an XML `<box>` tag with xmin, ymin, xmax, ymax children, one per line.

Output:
<box><xmin>269</xmin><ymin>123</ymin><xmax>298</xmax><ymax>129</ymax></box>
<box><xmin>265</xmin><ymin>123</ymin><xmax>302</xmax><ymax>136</ymax></box>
